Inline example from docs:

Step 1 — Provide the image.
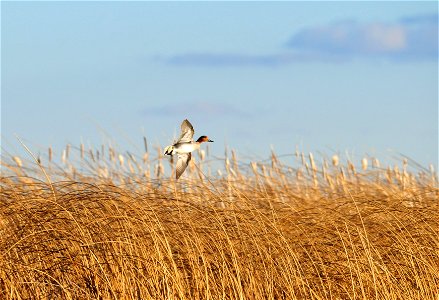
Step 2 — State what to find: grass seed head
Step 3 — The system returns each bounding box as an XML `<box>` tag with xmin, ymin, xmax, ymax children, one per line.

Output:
<box><xmin>118</xmin><ymin>154</ymin><xmax>124</xmax><ymax>166</ymax></box>
<box><xmin>332</xmin><ymin>154</ymin><xmax>339</xmax><ymax>166</ymax></box>
<box><xmin>13</xmin><ymin>156</ymin><xmax>23</xmax><ymax>167</ymax></box>
<box><xmin>361</xmin><ymin>157</ymin><xmax>368</xmax><ymax>170</ymax></box>
<box><xmin>48</xmin><ymin>146</ymin><xmax>53</xmax><ymax>162</ymax></box>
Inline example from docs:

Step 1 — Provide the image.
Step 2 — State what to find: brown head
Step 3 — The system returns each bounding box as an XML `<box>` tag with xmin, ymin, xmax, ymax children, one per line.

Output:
<box><xmin>196</xmin><ymin>136</ymin><xmax>214</xmax><ymax>143</ymax></box>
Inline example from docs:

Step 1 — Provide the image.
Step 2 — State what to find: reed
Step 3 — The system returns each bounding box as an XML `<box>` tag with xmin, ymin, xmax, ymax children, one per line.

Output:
<box><xmin>0</xmin><ymin>142</ymin><xmax>438</xmax><ymax>299</ymax></box>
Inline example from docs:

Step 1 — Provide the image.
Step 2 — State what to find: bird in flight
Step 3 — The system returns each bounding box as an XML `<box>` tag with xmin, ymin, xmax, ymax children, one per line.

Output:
<box><xmin>164</xmin><ymin>119</ymin><xmax>213</xmax><ymax>179</ymax></box>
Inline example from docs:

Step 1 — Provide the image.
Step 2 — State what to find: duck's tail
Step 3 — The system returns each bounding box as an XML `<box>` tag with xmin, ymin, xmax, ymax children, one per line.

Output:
<box><xmin>164</xmin><ymin>145</ymin><xmax>175</xmax><ymax>155</ymax></box>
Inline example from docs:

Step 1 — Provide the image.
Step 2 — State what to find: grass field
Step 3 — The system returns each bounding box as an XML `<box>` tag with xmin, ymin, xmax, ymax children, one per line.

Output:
<box><xmin>1</xmin><ymin>142</ymin><xmax>438</xmax><ymax>299</ymax></box>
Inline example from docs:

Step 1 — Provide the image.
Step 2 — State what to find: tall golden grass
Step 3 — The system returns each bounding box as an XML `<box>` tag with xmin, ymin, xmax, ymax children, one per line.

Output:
<box><xmin>1</xmin><ymin>142</ymin><xmax>438</xmax><ymax>299</ymax></box>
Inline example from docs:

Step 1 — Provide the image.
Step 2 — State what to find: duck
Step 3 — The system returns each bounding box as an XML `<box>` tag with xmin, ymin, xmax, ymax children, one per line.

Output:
<box><xmin>164</xmin><ymin>119</ymin><xmax>213</xmax><ymax>179</ymax></box>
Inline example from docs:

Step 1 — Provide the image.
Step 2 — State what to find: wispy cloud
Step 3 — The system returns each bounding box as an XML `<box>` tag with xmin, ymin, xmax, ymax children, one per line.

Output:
<box><xmin>167</xmin><ymin>53</ymin><xmax>288</xmax><ymax>67</ymax></box>
<box><xmin>287</xmin><ymin>13</ymin><xmax>438</xmax><ymax>61</ymax></box>
<box><xmin>163</xmin><ymin>13</ymin><xmax>437</xmax><ymax>66</ymax></box>
<box><xmin>400</xmin><ymin>13</ymin><xmax>438</xmax><ymax>24</ymax></box>
<box><xmin>165</xmin><ymin>52</ymin><xmax>345</xmax><ymax>66</ymax></box>
<box><xmin>287</xmin><ymin>21</ymin><xmax>407</xmax><ymax>55</ymax></box>
<box><xmin>142</xmin><ymin>101</ymin><xmax>249</xmax><ymax>118</ymax></box>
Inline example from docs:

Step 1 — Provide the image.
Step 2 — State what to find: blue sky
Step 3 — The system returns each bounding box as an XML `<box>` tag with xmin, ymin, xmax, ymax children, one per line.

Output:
<box><xmin>2</xmin><ymin>2</ymin><xmax>438</xmax><ymax>167</ymax></box>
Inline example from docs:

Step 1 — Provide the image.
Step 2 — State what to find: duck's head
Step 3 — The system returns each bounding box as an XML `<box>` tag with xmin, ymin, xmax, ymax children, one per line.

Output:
<box><xmin>196</xmin><ymin>136</ymin><xmax>214</xmax><ymax>143</ymax></box>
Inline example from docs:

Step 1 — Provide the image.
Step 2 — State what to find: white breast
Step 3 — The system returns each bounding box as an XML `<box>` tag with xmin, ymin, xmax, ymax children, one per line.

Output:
<box><xmin>175</xmin><ymin>143</ymin><xmax>200</xmax><ymax>154</ymax></box>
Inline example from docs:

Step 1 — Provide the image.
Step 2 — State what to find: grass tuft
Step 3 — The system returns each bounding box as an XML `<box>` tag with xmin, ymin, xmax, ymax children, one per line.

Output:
<box><xmin>1</xmin><ymin>143</ymin><xmax>438</xmax><ymax>299</ymax></box>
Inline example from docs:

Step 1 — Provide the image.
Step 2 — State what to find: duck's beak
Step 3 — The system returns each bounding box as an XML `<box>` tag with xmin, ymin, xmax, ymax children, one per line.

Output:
<box><xmin>208</xmin><ymin>139</ymin><xmax>214</xmax><ymax>142</ymax></box>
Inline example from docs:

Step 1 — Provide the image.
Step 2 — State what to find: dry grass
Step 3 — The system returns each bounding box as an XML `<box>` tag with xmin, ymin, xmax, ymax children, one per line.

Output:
<box><xmin>1</xmin><ymin>142</ymin><xmax>438</xmax><ymax>299</ymax></box>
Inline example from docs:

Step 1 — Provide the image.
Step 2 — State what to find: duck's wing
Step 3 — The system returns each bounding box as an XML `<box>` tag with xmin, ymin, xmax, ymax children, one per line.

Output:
<box><xmin>176</xmin><ymin>152</ymin><xmax>191</xmax><ymax>179</ymax></box>
<box><xmin>176</xmin><ymin>119</ymin><xmax>194</xmax><ymax>143</ymax></box>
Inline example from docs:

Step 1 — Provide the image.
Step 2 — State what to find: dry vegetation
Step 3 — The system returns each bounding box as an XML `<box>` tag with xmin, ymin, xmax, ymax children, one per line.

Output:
<box><xmin>1</xmin><ymin>141</ymin><xmax>438</xmax><ymax>299</ymax></box>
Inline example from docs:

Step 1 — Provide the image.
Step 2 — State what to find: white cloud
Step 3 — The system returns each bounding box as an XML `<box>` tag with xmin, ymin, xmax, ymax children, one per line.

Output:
<box><xmin>287</xmin><ymin>13</ymin><xmax>437</xmax><ymax>60</ymax></box>
<box><xmin>163</xmin><ymin>13</ymin><xmax>438</xmax><ymax>66</ymax></box>
<box><xmin>363</xmin><ymin>24</ymin><xmax>406</xmax><ymax>52</ymax></box>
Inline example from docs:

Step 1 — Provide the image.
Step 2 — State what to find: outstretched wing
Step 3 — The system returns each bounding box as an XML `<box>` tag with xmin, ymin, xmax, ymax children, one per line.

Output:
<box><xmin>177</xmin><ymin>119</ymin><xmax>194</xmax><ymax>143</ymax></box>
<box><xmin>176</xmin><ymin>152</ymin><xmax>191</xmax><ymax>179</ymax></box>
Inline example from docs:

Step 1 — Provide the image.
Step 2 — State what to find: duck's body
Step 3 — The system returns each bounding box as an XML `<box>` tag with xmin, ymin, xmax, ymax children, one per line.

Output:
<box><xmin>164</xmin><ymin>119</ymin><xmax>213</xmax><ymax>179</ymax></box>
<box><xmin>164</xmin><ymin>139</ymin><xmax>205</xmax><ymax>156</ymax></box>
